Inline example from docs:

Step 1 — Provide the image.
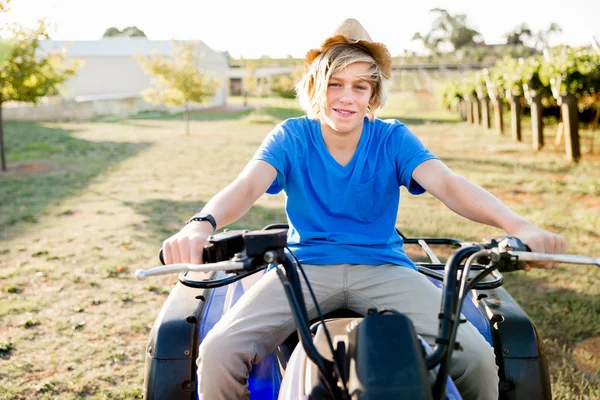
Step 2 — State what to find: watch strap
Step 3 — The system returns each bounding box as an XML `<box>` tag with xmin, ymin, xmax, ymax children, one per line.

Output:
<box><xmin>187</xmin><ymin>213</ymin><xmax>217</xmax><ymax>232</ymax></box>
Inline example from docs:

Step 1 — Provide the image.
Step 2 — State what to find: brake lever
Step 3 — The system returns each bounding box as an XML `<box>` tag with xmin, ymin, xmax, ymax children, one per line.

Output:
<box><xmin>481</xmin><ymin>236</ymin><xmax>530</xmax><ymax>272</ymax></box>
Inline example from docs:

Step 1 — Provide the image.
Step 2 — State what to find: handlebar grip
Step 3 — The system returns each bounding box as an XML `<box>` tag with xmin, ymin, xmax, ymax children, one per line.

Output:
<box><xmin>158</xmin><ymin>247</ymin><xmax>208</xmax><ymax>265</ymax></box>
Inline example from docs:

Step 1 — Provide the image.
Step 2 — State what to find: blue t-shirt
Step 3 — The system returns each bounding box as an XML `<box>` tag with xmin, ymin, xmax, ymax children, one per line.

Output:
<box><xmin>253</xmin><ymin>116</ymin><xmax>438</xmax><ymax>270</ymax></box>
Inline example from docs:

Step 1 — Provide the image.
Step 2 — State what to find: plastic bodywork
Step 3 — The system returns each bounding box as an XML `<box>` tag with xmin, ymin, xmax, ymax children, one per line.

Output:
<box><xmin>143</xmin><ymin>270</ymin><xmax>551</xmax><ymax>399</ymax></box>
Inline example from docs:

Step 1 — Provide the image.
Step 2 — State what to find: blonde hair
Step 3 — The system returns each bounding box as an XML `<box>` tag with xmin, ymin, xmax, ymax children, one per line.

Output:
<box><xmin>295</xmin><ymin>43</ymin><xmax>388</xmax><ymax>121</ymax></box>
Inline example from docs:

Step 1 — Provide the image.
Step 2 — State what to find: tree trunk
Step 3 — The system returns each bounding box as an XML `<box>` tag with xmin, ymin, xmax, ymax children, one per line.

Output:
<box><xmin>184</xmin><ymin>103</ymin><xmax>190</xmax><ymax>136</ymax></box>
<box><xmin>492</xmin><ymin>99</ymin><xmax>504</xmax><ymax>135</ymax></box>
<box><xmin>560</xmin><ymin>94</ymin><xmax>581</xmax><ymax>162</ymax></box>
<box><xmin>480</xmin><ymin>96</ymin><xmax>491</xmax><ymax>130</ymax></box>
<box><xmin>0</xmin><ymin>99</ymin><xmax>5</xmax><ymax>172</ymax></box>
<box><xmin>508</xmin><ymin>96</ymin><xmax>522</xmax><ymax>142</ymax></box>
<box><xmin>529</xmin><ymin>94</ymin><xmax>544</xmax><ymax>151</ymax></box>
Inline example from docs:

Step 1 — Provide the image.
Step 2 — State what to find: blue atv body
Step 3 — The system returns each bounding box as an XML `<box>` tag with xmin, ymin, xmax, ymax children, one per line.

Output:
<box><xmin>142</xmin><ymin>232</ymin><xmax>551</xmax><ymax>399</ymax></box>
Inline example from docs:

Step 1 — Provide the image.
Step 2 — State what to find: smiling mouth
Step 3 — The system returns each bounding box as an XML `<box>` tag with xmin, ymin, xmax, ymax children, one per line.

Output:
<box><xmin>333</xmin><ymin>108</ymin><xmax>356</xmax><ymax>116</ymax></box>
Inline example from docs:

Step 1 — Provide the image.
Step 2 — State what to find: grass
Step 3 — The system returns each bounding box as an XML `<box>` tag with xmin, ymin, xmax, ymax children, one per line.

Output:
<box><xmin>0</xmin><ymin>92</ymin><xmax>598</xmax><ymax>399</ymax></box>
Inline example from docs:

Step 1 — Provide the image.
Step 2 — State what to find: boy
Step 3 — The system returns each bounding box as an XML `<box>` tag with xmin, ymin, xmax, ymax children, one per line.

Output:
<box><xmin>162</xmin><ymin>18</ymin><xmax>565</xmax><ymax>400</ymax></box>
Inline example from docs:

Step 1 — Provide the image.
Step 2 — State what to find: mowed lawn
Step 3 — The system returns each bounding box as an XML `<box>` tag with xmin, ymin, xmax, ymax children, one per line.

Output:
<box><xmin>0</xmin><ymin>92</ymin><xmax>598</xmax><ymax>399</ymax></box>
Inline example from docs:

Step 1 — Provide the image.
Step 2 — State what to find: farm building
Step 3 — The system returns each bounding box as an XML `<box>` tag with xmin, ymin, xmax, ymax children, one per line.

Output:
<box><xmin>4</xmin><ymin>38</ymin><xmax>230</xmax><ymax>121</ymax></box>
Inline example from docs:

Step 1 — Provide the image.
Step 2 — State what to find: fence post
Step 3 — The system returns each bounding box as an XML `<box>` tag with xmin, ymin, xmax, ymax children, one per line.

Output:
<box><xmin>529</xmin><ymin>94</ymin><xmax>544</xmax><ymax>151</ymax></box>
<box><xmin>466</xmin><ymin>97</ymin><xmax>474</xmax><ymax>124</ymax></box>
<box><xmin>479</xmin><ymin>95</ymin><xmax>491</xmax><ymax>130</ymax></box>
<box><xmin>559</xmin><ymin>94</ymin><xmax>581</xmax><ymax>161</ymax></box>
<box><xmin>506</xmin><ymin>92</ymin><xmax>522</xmax><ymax>142</ymax></box>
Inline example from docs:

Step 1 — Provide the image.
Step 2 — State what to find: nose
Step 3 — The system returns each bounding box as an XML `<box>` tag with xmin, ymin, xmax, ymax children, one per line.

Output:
<box><xmin>339</xmin><ymin>86</ymin><xmax>354</xmax><ymax>104</ymax></box>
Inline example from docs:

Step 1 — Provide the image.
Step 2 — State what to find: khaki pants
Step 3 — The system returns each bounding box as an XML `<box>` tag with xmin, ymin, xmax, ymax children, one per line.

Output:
<box><xmin>197</xmin><ymin>264</ymin><xmax>499</xmax><ymax>400</ymax></box>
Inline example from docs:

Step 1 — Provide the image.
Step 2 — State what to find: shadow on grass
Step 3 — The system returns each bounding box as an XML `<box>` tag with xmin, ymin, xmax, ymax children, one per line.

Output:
<box><xmin>442</xmin><ymin>156</ymin><xmax>577</xmax><ymax>175</ymax></box>
<box><xmin>127</xmin><ymin>108</ymin><xmax>254</xmax><ymax>122</ymax></box>
<box><xmin>261</xmin><ymin>106</ymin><xmax>305</xmax><ymax>121</ymax></box>
<box><xmin>0</xmin><ymin>121</ymin><xmax>151</xmax><ymax>241</ymax></box>
<box><xmin>126</xmin><ymin>198</ymin><xmax>287</xmax><ymax>245</ymax></box>
<box><xmin>503</xmin><ymin>271</ymin><xmax>600</xmax><ymax>344</ymax></box>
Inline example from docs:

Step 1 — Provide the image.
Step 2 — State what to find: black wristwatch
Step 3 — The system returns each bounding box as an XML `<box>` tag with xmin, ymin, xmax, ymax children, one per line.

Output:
<box><xmin>187</xmin><ymin>212</ymin><xmax>217</xmax><ymax>232</ymax></box>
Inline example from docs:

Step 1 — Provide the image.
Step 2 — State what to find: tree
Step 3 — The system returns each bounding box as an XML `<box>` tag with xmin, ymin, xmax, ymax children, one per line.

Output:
<box><xmin>412</xmin><ymin>8</ymin><xmax>481</xmax><ymax>53</ymax></box>
<box><xmin>0</xmin><ymin>20</ymin><xmax>78</xmax><ymax>172</ymax></box>
<box><xmin>534</xmin><ymin>23</ymin><xmax>562</xmax><ymax>51</ymax></box>
<box><xmin>504</xmin><ymin>23</ymin><xmax>533</xmax><ymax>46</ymax></box>
<box><xmin>137</xmin><ymin>42</ymin><xmax>220</xmax><ymax>135</ymax></box>
<box><xmin>242</xmin><ymin>59</ymin><xmax>258</xmax><ymax>106</ymax></box>
<box><xmin>102</xmin><ymin>26</ymin><xmax>147</xmax><ymax>38</ymax></box>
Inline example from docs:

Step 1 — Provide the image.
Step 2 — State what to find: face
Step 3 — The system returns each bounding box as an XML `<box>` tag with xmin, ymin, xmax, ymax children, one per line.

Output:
<box><xmin>321</xmin><ymin>62</ymin><xmax>373</xmax><ymax>137</ymax></box>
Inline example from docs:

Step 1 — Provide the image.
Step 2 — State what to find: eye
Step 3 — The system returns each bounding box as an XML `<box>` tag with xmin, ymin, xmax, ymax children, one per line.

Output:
<box><xmin>328</xmin><ymin>83</ymin><xmax>341</xmax><ymax>87</ymax></box>
<box><xmin>355</xmin><ymin>85</ymin><xmax>368</xmax><ymax>90</ymax></box>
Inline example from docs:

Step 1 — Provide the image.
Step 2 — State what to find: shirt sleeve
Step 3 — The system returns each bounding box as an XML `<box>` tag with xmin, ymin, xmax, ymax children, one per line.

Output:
<box><xmin>252</xmin><ymin>121</ymin><xmax>296</xmax><ymax>194</ymax></box>
<box><xmin>390</xmin><ymin>122</ymin><xmax>438</xmax><ymax>195</ymax></box>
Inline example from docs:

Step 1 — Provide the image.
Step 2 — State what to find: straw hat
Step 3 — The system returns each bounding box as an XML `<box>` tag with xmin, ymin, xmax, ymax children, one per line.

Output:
<box><xmin>304</xmin><ymin>18</ymin><xmax>392</xmax><ymax>79</ymax></box>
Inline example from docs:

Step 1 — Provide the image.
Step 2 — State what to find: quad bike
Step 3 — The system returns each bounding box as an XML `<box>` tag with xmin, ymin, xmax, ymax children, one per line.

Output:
<box><xmin>135</xmin><ymin>224</ymin><xmax>599</xmax><ymax>399</ymax></box>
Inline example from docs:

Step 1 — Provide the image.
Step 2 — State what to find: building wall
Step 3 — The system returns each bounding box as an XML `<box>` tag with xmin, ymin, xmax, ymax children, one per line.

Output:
<box><xmin>62</xmin><ymin>55</ymin><xmax>228</xmax><ymax>106</ymax></box>
<box><xmin>3</xmin><ymin>39</ymin><xmax>230</xmax><ymax>121</ymax></box>
<box><xmin>3</xmin><ymin>96</ymin><xmax>166</xmax><ymax>121</ymax></box>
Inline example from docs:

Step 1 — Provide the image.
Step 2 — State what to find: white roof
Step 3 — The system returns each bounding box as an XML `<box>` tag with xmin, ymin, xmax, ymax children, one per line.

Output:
<box><xmin>39</xmin><ymin>38</ymin><xmax>221</xmax><ymax>57</ymax></box>
<box><xmin>228</xmin><ymin>66</ymin><xmax>295</xmax><ymax>78</ymax></box>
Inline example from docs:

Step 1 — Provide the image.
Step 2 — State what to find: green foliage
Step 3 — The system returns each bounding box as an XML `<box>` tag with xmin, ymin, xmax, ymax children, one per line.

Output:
<box><xmin>271</xmin><ymin>66</ymin><xmax>303</xmax><ymax>99</ymax></box>
<box><xmin>0</xmin><ymin>39</ymin><xmax>13</xmax><ymax>65</ymax></box>
<box><xmin>0</xmin><ymin>19</ymin><xmax>79</xmax><ymax>171</ymax></box>
<box><xmin>439</xmin><ymin>46</ymin><xmax>600</xmax><ymax>110</ymax></box>
<box><xmin>0</xmin><ymin>21</ymin><xmax>78</xmax><ymax>104</ymax></box>
<box><xmin>137</xmin><ymin>42</ymin><xmax>219</xmax><ymax>108</ymax></box>
<box><xmin>538</xmin><ymin>47</ymin><xmax>600</xmax><ymax>104</ymax></box>
<box><xmin>242</xmin><ymin>59</ymin><xmax>258</xmax><ymax>97</ymax></box>
<box><xmin>494</xmin><ymin>56</ymin><xmax>525</xmax><ymax>97</ymax></box>
<box><xmin>437</xmin><ymin>79</ymin><xmax>464</xmax><ymax>109</ymax></box>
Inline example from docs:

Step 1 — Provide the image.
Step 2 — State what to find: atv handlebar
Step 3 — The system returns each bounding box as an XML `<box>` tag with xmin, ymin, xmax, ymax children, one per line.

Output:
<box><xmin>507</xmin><ymin>251</ymin><xmax>600</xmax><ymax>266</ymax></box>
<box><xmin>137</xmin><ymin>232</ymin><xmax>598</xmax><ymax>282</ymax></box>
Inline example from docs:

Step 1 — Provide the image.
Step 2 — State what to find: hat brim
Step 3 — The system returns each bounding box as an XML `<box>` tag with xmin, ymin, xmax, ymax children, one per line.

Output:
<box><xmin>304</xmin><ymin>34</ymin><xmax>392</xmax><ymax>79</ymax></box>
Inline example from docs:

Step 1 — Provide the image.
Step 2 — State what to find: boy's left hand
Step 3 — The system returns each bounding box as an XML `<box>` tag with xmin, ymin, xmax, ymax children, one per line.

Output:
<box><xmin>505</xmin><ymin>223</ymin><xmax>566</xmax><ymax>271</ymax></box>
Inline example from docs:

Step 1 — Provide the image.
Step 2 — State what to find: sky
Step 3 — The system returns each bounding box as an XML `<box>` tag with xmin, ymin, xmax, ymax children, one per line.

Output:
<box><xmin>1</xmin><ymin>0</ymin><xmax>599</xmax><ymax>58</ymax></box>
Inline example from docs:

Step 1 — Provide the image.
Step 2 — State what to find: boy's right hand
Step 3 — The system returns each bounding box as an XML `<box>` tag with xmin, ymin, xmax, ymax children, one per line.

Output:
<box><xmin>161</xmin><ymin>221</ymin><xmax>215</xmax><ymax>264</ymax></box>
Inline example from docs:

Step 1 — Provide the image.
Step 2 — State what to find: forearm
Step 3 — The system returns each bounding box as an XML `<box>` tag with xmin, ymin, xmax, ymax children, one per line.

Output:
<box><xmin>439</xmin><ymin>174</ymin><xmax>531</xmax><ymax>233</ymax></box>
<box><xmin>199</xmin><ymin>178</ymin><xmax>263</xmax><ymax>230</ymax></box>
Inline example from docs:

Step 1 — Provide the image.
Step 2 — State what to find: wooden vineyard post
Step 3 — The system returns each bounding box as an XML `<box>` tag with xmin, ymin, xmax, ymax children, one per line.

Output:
<box><xmin>506</xmin><ymin>91</ymin><xmax>522</xmax><ymax>142</ymax></box>
<box><xmin>492</xmin><ymin>99</ymin><xmax>504</xmax><ymax>135</ymax></box>
<box><xmin>529</xmin><ymin>94</ymin><xmax>544</xmax><ymax>151</ymax></box>
<box><xmin>472</xmin><ymin>97</ymin><xmax>481</xmax><ymax>125</ymax></box>
<box><xmin>483</xmin><ymin>69</ymin><xmax>504</xmax><ymax>135</ymax></box>
<box><xmin>480</xmin><ymin>95</ymin><xmax>491</xmax><ymax>130</ymax></box>
<box><xmin>524</xmin><ymin>83</ymin><xmax>544</xmax><ymax>151</ymax></box>
<box><xmin>466</xmin><ymin>96</ymin><xmax>474</xmax><ymax>124</ymax></box>
<box><xmin>559</xmin><ymin>94</ymin><xmax>581</xmax><ymax>162</ymax></box>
